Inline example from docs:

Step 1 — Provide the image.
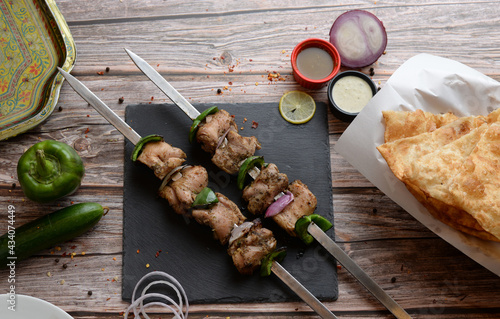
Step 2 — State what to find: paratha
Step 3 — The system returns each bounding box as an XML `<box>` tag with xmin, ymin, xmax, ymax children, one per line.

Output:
<box><xmin>377</xmin><ymin>115</ymin><xmax>487</xmax><ymax>180</ymax></box>
<box><xmin>378</xmin><ymin>109</ymin><xmax>500</xmax><ymax>242</ymax></box>
<box><xmin>382</xmin><ymin>109</ymin><xmax>458</xmax><ymax>143</ymax></box>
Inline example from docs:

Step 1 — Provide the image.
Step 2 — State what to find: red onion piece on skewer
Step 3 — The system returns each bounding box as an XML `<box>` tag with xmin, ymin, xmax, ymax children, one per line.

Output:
<box><xmin>265</xmin><ymin>191</ymin><xmax>294</xmax><ymax>218</ymax></box>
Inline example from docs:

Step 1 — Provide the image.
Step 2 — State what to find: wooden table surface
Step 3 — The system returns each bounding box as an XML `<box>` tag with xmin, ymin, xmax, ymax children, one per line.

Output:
<box><xmin>1</xmin><ymin>0</ymin><xmax>500</xmax><ymax>318</ymax></box>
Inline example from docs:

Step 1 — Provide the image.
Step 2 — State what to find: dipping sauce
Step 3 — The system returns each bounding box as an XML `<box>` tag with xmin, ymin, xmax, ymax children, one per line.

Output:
<box><xmin>331</xmin><ymin>75</ymin><xmax>373</xmax><ymax>113</ymax></box>
<box><xmin>296</xmin><ymin>47</ymin><xmax>334</xmax><ymax>80</ymax></box>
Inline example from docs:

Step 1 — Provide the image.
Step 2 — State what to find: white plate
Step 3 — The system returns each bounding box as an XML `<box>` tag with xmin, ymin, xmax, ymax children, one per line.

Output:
<box><xmin>0</xmin><ymin>294</ymin><xmax>73</xmax><ymax>319</ymax></box>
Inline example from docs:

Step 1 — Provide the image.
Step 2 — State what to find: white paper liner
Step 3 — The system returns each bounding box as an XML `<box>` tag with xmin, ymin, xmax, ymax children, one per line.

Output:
<box><xmin>335</xmin><ymin>53</ymin><xmax>500</xmax><ymax>276</ymax></box>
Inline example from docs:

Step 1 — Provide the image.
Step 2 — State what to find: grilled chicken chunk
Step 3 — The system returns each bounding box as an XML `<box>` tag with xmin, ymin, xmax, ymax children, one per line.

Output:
<box><xmin>211</xmin><ymin>130</ymin><xmax>261</xmax><ymax>174</ymax></box>
<box><xmin>242</xmin><ymin>163</ymin><xmax>289</xmax><ymax>215</ymax></box>
<box><xmin>158</xmin><ymin>165</ymin><xmax>208</xmax><ymax>215</ymax></box>
<box><xmin>272</xmin><ymin>180</ymin><xmax>317</xmax><ymax>236</ymax></box>
<box><xmin>227</xmin><ymin>220</ymin><xmax>277</xmax><ymax>275</ymax></box>
<box><xmin>197</xmin><ymin>109</ymin><xmax>238</xmax><ymax>154</ymax></box>
<box><xmin>192</xmin><ymin>193</ymin><xmax>246</xmax><ymax>245</ymax></box>
<box><xmin>137</xmin><ymin>141</ymin><xmax>187</xmax><ymax>180</ymax></box>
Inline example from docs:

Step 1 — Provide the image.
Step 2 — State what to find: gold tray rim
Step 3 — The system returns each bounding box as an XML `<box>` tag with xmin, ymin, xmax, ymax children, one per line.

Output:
<box><xmin>0</xmin><ymin>0</ymin><xmax>76</xmax><ymax>140</ymax></box>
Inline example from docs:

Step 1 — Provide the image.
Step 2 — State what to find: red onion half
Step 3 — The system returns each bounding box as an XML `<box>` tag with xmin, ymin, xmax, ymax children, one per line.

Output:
<box><xmin>265</xmin><ymin>191</ymin><xmax>294</xmax><ymax>218</ymax></box>
<box><xmin>329</xmin><ymin>10</ymin><xmax>387</xmax><ymax>68</ymax></box>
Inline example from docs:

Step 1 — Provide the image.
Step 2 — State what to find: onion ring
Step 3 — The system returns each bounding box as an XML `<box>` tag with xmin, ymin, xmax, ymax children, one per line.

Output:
<box><xmin>124</xmin><ymin>271</ymin><xmax>189</xmax><ymax>319</ymax></box>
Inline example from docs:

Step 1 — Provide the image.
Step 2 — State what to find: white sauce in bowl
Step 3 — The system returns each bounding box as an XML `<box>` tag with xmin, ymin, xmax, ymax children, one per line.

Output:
<box><xmin>331</xmin><ymin>75</ymin><xmax>373</xmax><ymax>113</ymax></box>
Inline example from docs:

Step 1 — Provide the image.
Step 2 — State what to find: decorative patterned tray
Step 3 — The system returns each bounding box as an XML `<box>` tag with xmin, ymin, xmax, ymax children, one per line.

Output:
<box><xmin>0</xmin><ymin>0</ymin><xmax>75</xmax><ymax>140</ymax></box>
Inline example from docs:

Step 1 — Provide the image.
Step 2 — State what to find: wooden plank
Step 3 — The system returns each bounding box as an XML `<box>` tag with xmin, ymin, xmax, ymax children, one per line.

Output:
<box><xmin>1</xmin><ymin>0</ymin><xmax>499</xmax><ymax>318</ymax></box>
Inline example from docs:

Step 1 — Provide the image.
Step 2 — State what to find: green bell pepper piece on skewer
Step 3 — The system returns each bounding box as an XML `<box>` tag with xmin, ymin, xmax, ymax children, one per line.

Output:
<box><xmin>237</xmin><ymin>155</ymin><xmax>265</xmax><ymax>190</ymax></box>
<box><xmin>192</xmin><ymin>187</ymin><xmax>219</xmax><ymax>207</ymax></box>
<box><xmin>260</xmin><ymin>247</ymin><xmax>287</xmax><ymax>277</ymax></box>
<box><xmin>131</xmin><ymin>134</ymin><xmax>164</xmax><ymax>162</ymax></box>
<box><xmin>189</xmin><ymin>106</ymin><xmax>219</xmax><ymax>143</ymax></box>
<box><xmin>295</xmin><ymin>214</ymin><xmax>333</xmax><ymax>245</ymax></box>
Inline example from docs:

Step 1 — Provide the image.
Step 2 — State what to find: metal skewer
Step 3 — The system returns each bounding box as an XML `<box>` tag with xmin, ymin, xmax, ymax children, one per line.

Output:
<box><xmin>124</xmin><ymin>50</ymin><xmax>413</xmax><ymax>319</ymax></box>
<box><xmin>57</xmin><ymin>67</ymin><xmax>337</xmax><ymax>319</ymax></box>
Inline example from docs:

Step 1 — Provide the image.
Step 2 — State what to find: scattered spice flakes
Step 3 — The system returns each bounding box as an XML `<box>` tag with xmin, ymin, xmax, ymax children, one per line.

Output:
<box><xmin>101</xmin><ymin>268</ymin><xmax>105</xmax><ymax>271</ymax></box>
<box><xmin>84</xmin><ymin>127</ymin><xmax>90</xmax><ymax>134</ymax></box>
<box><xmin>255</xmin><ymin>82</ymin><xmax>259</xmax><ymax>86</ymax></box>
<box><xmin>60</xmin><ymin>279</ymin><xmax>65</xmax><ymax>285</ymax></box>
<box><xmin>146</xmin><ymin>263</ymin><xmax>150</xmax><ymax>268</ymax></box>
<box><xmin>88</xmin><ymin>290</ymin><xmax>93</xmax><ymax>296</ymax></box>
<box><xmin>151</xmin><ymin>96</ymin><xmax>154</xmax><ymax>101</ymax></box>
<box><xmin>113</xmin><ymin>257</ymin><xmax>117</xmax><ymax>261</ymax></box>
<box><xmin>251</xmin><ymin>121</ymin><xmax>258</xmax><ymax>129</ymax></box>
<box><xmin>267</xmin><ymin>71</ymin><xmax>286</xmax><ymax>82</ymax></box>
<box><xmin>47</xmin><ymin>271</ymin><xmax>52</xmax><ymax>277</ymax></box>
<box><xmin>136</xmin><ymin>249</ymin><xmax>140</xmax><ymax>254</ymax></box>
<box><xmin>243</xmin><ymin>118</ymin><xmax>247</xmax><ymax>123</ymax></box>
<box><xmin>228</xmin><ymin>81</ymin><xmax>233</xmax><ymax>85</ymax></box>
<box><xmin>58</xmin><ymin>106</ymin><xmax>63</xmax><ymax>112</ymax></box>
<box><xmin>118</xmin><ymin>96</ymin><xmax>125</xmax><ymax>104</ymax></box>
<box><xmin>369</xmin><ymin>67</ymin><xmax>375</xmax><ymax>76</ymax></box>
<box><xmin>155</xmin><ymin>250</ymin><xmax>162</xmax><ymax>258</ymax></box>
<box><xmin>105</xmin><ymin>67</ymin><xmax>110</xmax><ymax>73</ymax></box>
<box><xmin>216</xmin><ymin>88</ymin><xmax>222</xmax><ymax>95</ymax></box>
<box><xmin>97</xmin><ymin>71</ymin><xmax>104</xmax><ymax>75</ymax></box>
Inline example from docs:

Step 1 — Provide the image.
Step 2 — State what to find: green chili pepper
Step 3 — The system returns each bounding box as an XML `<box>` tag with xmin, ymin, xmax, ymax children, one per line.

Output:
<box><xmin>260</xmin><ymin>247</ymin><xmax>287</xmax><ymax>277</ymax></box>
<box><xmin>192</xmin><ymin>187</ymin><xmax>219</xmax><ymax>207</ymax></box>
<box><xmin>17</xmin><ymin>140</ymin><xmax>85</xmax><ymax>203</ymax></box>
<box><xmin>131</xmin><ymin>134</ymin><xmax>164</xmax><ymax>162</ymax></box>
<box><xmin>295</xmin><ymin>214</ymin><xmax>333</xmax><ymax>245</ymax></box>
<box><xmin>189</xmin><ymin>106</ymin><xmax>219</xmax><ymax>143</ymax></box>
<box><xmin>237</xmin><ymin>156</ymin><xmax>265</xmax><ymax>190</ymax></box>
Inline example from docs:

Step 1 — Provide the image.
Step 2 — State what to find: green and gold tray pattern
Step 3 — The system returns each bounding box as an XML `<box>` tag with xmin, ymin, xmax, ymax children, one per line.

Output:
<box><xmin>0</xmin><ymin>0</ymin><xmax>76</xmax><ymax>140</ymax></box>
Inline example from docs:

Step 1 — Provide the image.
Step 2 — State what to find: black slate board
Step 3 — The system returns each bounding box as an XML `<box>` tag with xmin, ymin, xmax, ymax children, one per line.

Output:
<box><xmin>122</xmin><ymin>102</ymin><xmax>337</xmax><ymax>304</ymax></box>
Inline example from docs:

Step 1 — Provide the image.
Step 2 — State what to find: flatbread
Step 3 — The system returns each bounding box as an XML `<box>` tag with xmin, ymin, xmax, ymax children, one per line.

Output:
<box><xmin>447</xmin><ymin>123</ymin><xmax>500</xmax><ymax>240</ymax></box>
<box><xmin>377</xmin><ymin>115</ymin><xmax>487</xmax><ymax>180</ymax></box>
<box><xmin>378</xmin><ymin>109</ymin><xmax>500</xmax><ymax>242</ymax></box>
<box><xmin>401</xmin><ymin>123</ymin><xmax>500</xmax><ymax>241</ymax></box>
<box><xmin>382</xmin><ymin>109</ymin><xmax>458</xmax><ymax>143</ymax></box>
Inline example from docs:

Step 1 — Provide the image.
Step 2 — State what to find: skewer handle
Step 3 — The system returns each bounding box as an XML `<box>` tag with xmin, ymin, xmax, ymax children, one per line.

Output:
<box><xmin>124</xmin><ymin>49</ymin><xmax>201</xmax><ymax>121</ymax></box>
<box><xmin>308</xmin><ymin>223</ymin><xmax>412</xmax><ymax>319</ymax></box>
<box><xmin>271</xmin><ymin>261</ymin><xmax>337</xmax><ymax>319</ymax></box>
<box><xmin>57</xmin><ymin>67</ymin><xmax>141</xmax><ymax>145</ymax></box>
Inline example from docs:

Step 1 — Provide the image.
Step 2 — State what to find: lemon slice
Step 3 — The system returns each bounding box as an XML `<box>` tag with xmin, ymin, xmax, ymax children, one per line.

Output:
<box><xmin>279</xmin><ymin>91</ymin><xmax>316</xmax><ymax>124</ymax></box>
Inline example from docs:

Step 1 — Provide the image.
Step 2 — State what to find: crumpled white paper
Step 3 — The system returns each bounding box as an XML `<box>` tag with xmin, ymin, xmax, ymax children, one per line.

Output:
<box><xmin>335</xmin><ymin>53</ymin><xmax>500</xmax><ymax>276</ymax></box>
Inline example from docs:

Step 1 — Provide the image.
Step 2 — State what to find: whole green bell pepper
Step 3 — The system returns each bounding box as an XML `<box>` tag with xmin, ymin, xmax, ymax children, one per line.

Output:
<box><xmin>17</xmin><ymin>140</ymin><xmax>85</xmax><ymax>203</ymax></box>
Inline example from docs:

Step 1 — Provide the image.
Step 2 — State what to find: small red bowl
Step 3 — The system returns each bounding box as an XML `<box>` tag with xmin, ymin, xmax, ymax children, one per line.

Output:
<box><xmin>291</xmin><ymin>38</ymin><xmax>341</xmax><ymax>90</ymax></box>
